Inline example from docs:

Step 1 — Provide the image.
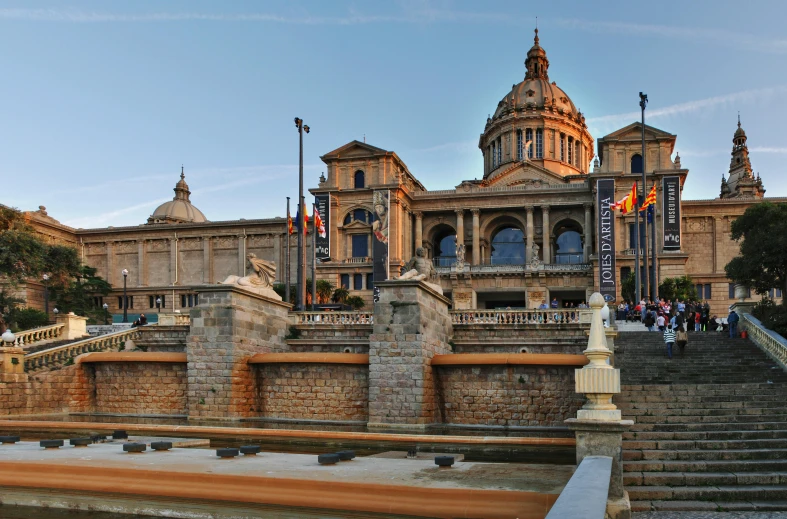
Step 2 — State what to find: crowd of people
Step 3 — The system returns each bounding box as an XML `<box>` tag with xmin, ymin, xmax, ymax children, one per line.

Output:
<box><xmin>616</xmin><ymin>298</ymin><xmax>741</xmax><ymax>359</ymax></box>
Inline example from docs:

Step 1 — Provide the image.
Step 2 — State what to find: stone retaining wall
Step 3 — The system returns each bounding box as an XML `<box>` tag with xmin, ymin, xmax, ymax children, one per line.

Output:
<box><xmin>92</xmin><ymin>362</ymin><xmax>187</xmax><ymax>415</ymax></box>
<box><xmin>436</xmin><ymin>365</ymin><xmax>584</xmax><ymax>427</ymax></box>
<box><xmin>255</xmin><ymin>364</ymin><xmax>368</xmax><ymax>422</ymax></box>
<box><xmin>0</xmin><ymin>366</ymin><xmax>91</xmax><ymax>416</ymax></box>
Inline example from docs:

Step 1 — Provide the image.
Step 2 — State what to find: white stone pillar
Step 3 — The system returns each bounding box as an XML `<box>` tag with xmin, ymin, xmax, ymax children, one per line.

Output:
<box><xmin>525</xmin><ymin>205</ymin><xmax>534</xmax><ymax>263</ymax></box>
<box><xmin>471</xmin><ymin>209</ymin><xmax>480</xmax><ymax>265</ymax></box>
<box><xmin>584</xmin><ymin>202</ymin><xmax>593</xmax><ymax>262</ymax></box>
<box><xmin>542</xmin><ymin>206</ymin><xmax>551</xmax><ymax>263</ymax></box>
<box><xmin>455</xmin><ymin>209</ymin><xmax>465</xmax><ymax>246</ymax></box>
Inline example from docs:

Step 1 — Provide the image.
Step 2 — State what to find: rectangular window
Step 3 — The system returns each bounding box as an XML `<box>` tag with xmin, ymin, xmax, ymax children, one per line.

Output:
<box><xmin>366</xmin><ymin>273</ymin><xmax>374</xmax><ymax>290</ymax></box>
<box><xmin>567</xmin><ymin>137</ymin><xmax>573</xmax><ymax>164</ymax></box>
<box><xmin>491</xmin><ymin>143</ymin><xmax>496</xmax><ymax>168</ymax></box>
<box><xmin>181</xmin><ymin>295</ymin><xmax>187</xmax><ymax>308</ymax></box>
<box><xmin>516</xmin><ymin>130</ymin><xmax>523</xmax><ymax>161</ymax></box>
<box><xmin>729</xmin><ymin>283</ymin><xmax>735</xmax><ymax>299</ymax></box>
<box><xmin>118</xmin><ymin>296</ymin><xmax>123</xmax><ymax>309</ymax></box>
<box><xmin>704</xmin><ymin>284</ymin><xmax>712</xmax><ymax>299</ymax></box>
<box><xmin>149</xmin><ymin>295</ymin><xmax>154</xmax><ymax>308</ymax></box>
<box><xmin>353</xmin><ymin>274</ymin><xmax>363</xmax><ymax>290</ymax></box>
<box><xmin>628</xmin><ymin>222</ymin><xmax>646</xmax><ymax>251</ymax></box>
<box><xmin>560</xmin><ymin>135</ymin><xmax>565</xmax><ymax>162</ymax></box>
<box><xmin>340</xmin><ymin>274</ymin><xmax>350</xmax><ymax>290</ymax></box>
<box><xmin>129</xmin><ymin>296</ymin><xmax>133</xmax><ymax>309</ymax></box>
<box><xmin>696</xmin><ymin>284</ymin><xmax>703</xmax><ymax>299</ymax></box>
<box><xmin>525</xmin><ymin>129</ymin><xmax>533</xmax><ymax>159</ymax></box>
<box><xmin>536</xmin><ymin>129</ymin><xmax>543</xmax><ymax>158</ymax></box>
<box><xmin>777</xmin><ymin>289</ymin><xmax>783</xmax><ymax>298</ymax></box>
<box><xmin>351</xmin><ymin>235</ymin><xmax>368</xmax><ymax>258</ymax></box>
<box><xmin>497</xmin><ymin>138</ymin><xmax>502</xmax><ymax>165</ymax></box>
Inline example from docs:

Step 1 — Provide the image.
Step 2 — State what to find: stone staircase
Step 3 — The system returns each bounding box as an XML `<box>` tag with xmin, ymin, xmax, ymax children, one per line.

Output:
<box><xmin>615</xmin><ymin>331</ymin><xmax>787</xmax><ymax>513</ymax></box>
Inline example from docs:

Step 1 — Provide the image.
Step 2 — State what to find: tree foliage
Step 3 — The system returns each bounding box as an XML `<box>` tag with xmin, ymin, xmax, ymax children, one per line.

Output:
<box><xmin>658</xmin><ymin>276</ymin><xmax>697</xmax><ymax>302</ymax></box>
<box><xmin>622</xmin><ymin>273</ymin><xmax>635</xmax><ymax>303</ymax></box>
<box><xmin>49</xmin><ymin>265</ymin><xmax>112</xmax><ymax>323</ymax></box>
<box><xmin>725</xmin><ymin>202</ymin><xmax>787</xmax><ymax>299</ymax></box>
<box><xmin>345</xmin><ymin>295</ymin><xmax>365</xmax><ymax>310</ymax></box>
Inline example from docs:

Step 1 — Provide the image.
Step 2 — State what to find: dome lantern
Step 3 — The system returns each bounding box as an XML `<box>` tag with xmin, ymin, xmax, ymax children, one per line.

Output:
<box><xmin>147</xmin><ymin>167</ymin><xmax>208</xmax><ymax>225</ymax></box>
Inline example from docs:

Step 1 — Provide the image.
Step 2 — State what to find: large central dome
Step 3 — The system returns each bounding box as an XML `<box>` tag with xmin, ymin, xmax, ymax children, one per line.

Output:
<box><xmin>479</xmin><ymin>29</ymin><xmax>593</xmax><ymax>182</ymax></box>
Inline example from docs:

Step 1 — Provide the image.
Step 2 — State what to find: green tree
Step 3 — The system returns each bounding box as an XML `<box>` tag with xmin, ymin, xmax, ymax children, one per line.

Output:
<box><xmin>658</xmin><ymin>276</ymin><xmax>696</xmax><ymax>302</ymax></box>
<box><xmin>345</xmin><ymin>295</ymin><xmax>365</xmax><ymax>310</ymax></box>
<box><xmin>725</xmin><ymin>202</ymin><xmax>787</xmax><ymax>299</ymax></box>
<box><xmin>332</xmin><ymin>286</ymin><xmax>350</xmax><ymax>304</ymax></box>
<box><xmin>316</xmin><ymin>279</ymin><xmax>335</xmax><ymax>304</ymax></box>
<box><xmin>622</xmin><ymin>272</ymin><xmax>635</xmax><ymax>303</ymax></box>
<box><xmin>49</xmin><ymin>266</ymin><xmax>112</xmax><ymax>324</ymax></box>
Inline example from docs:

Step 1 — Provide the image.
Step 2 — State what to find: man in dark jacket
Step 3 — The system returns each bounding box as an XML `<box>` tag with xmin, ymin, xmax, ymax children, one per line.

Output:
<box><xmin>727</xmin><ymin>309</ymin><xmax>740</xmax><ymax>338</ymax></box>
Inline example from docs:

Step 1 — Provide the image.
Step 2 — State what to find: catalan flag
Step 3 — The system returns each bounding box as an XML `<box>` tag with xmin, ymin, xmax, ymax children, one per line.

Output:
<box><xmin>295</xmin><ymin>202</ymin><xmax>309</xmax><ymax>233</ymax></box>
<box><xmin>314</xmin><ymin>205</ymin><xmax>326</xmax><ymax>238</ymax></box>
<box><xmin>639</xmin><ymin>184</ymin><xmax>657</xmax><ymax>212</ymax></box>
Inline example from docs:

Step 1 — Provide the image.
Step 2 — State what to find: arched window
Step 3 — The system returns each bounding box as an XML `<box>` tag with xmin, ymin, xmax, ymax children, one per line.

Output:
<box><xmin>491</xmin><ymin>142</ymin><xmax>497</xmax><ymax>168</ymax></box>
<box><xmin>433</xmin><ymin>230</ymin><xmax>457</xmax><ymax>267</ymax></box>
<box><xmin>631</xmin><ymin>154</ymin><xmax>643</xmax><ymax>174</ymax></box>
<box><xmin>354</xmin><ymin>170</ymin><xmax>365</xmax><ymax>189</ymax></box>
<box><xmin>567</xmin><ymin>137</ymin><xmax>573</xmax><ymax>164</ymax></box>
<box><xmin>526</xmin><ymin>129</ymin><xmax>533</xmax><ymax>159</ymax></box>
<box><xmin>535</xmin><ymin>129</ymin><xmax>543</xmax><ymax>158</ymax></box>
<box><xmin>491</xmin><ymin>227</ymin><xmax>525</xmax><ymax>265</ymax></box>
<box><xmin>353</xmin><ymin>209</ymin><xmax>368</xmax><ymax>223</ymax></box>
<box><xmin>554</xmin><ymin>220</ymin><xmax>584</xmax><ymax>264</ymax></box>
<box><xmin>560</xmin><ymin>134</ymin><xmax>565</xmax><ymax>162</ymax></box>
<box><xmin>343</xmin><ymin>214</ymin><xmax>352</xmax><ymax>226</ymax></box>
<box><xmin>516</xmin><ymin>130</ymin><xmax>523</xmax><ymax>161</ymax></box>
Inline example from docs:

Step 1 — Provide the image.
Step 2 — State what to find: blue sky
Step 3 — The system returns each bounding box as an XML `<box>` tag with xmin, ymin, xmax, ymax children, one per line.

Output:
<box><xmin>1</xmin><ymin>1</ymin><xmax>786</xmax><ymax>228</ymax></box>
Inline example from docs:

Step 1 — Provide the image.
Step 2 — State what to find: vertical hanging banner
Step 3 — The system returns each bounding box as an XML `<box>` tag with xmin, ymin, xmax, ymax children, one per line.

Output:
<box><xmin>662</xmin><ymin>176</ymin><xmax>681</xmax><ymax>250</ymax></box>
<box><xmin>314</xmin><ymin>194</ymin><xmax>331</xmax><ymax>260</ymax></box>
<box><xmin>371</xmin><ymin>190</ymin><xmax>390</xmax><ymax>303</ymax></box>
<box><xmin>596</xmin><ymin>179</ymin><xmax>617</xmax><ymax>302</ymax></box>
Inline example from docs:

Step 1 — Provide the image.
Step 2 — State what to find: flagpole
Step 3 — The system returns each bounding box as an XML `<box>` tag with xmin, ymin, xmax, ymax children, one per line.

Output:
<box><xmin>640</xmin><ymin>92</ymin><xmax>652</xmax><ymax>301</ymax></box>
<box><xmin>285</xmin><ymin>197</ymin><xmax>291</xmax><ymax>304</ymax></box>
<box><xmin>311</xmin><ymin>202</ymin><xmax>317</xmax><ymax>312</ymax></box>
<box><xmin>634</xmin><ymin>182</ymin><xmax>641</xmax><ymax>306</ymax></box>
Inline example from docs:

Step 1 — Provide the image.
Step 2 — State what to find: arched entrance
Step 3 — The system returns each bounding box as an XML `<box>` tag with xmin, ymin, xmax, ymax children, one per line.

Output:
<box><xmin>554</xmin><ymin>220</ymin><xmax>584</xmax><ymax>264</ymax></box>
<box><xmin>432</xmin><ymin>229</ymin><xmax>457</xmax><ymax>267</ymax></box>
<box><xmin>491</xmin><ymin>227</ymin><xmax>525</xmax><ymax>265</ymax></box>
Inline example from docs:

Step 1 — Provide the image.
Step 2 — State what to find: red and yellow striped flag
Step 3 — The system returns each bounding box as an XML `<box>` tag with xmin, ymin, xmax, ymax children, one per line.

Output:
<box><xmin>639</xmin><ymin>184</ymin><xmax>657</xmax><ymax>212</ymax></box>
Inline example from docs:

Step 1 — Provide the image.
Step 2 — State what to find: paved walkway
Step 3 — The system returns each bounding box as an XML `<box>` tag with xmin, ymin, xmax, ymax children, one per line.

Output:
<box><xmin>635</xmin><ymin>513</ymin><xmax>787</xmax><ymax>518</ymax></box>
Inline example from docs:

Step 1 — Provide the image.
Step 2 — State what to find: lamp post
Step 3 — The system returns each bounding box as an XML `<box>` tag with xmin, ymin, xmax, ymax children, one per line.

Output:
<box><xmin>42</xmin><ymin>273</ymin><xmax>50</xmax><ymax>318</ymax></box>
<box><xmin>102</xmin><ymin>303</ymin><xmax>109</xmax><ymax>325</ymax></box>
<box><xmin>639</xmin><ymin>92</ymin><xmax>650</xmax><ymax>302</ymax></box>
<box><xmin>156</xmin><ymin>297</ymin><xmax>161</xmax><ymax>312</ymax></box>
<box><xmin>122</xmin><ymin>268</ymin><xmax>129</xmax><ymax>323</ymax></box>
<box><xmin>294</xmin><ymin>117</ymin><xmax>310</xmax><ymax>311</ymax></box>
<box><xmin>53</xmin><ymin>308</ymin><xmax>59</xmax><ymax>319</ymax></box>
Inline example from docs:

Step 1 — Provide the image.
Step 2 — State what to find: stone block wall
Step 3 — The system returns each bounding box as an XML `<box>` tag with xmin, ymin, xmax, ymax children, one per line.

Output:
<box><xmin>255</xmin><ymin>364</ymin><xmax>368</xmax><ymax>422</ymax></box>
<box><xmin>0</xmin><ymin>366</ymin><xmax>92</xmax><ymax>416</ymax></box>
<box><xmin>437</xmin><ymin>365</ymin><xmax>584</xmax><ymax>426</ymax></box>
<box><xmin>134</xmin><ymin>326</ymin><xmax>189</xmax><ymax>352</ymax></box>
<box><xmin>92</xmin><ymin>363</ymin><xmax>187</xmax><ymax>415</ymax></box>
<box><xmin>369</xmin><ymin>281</ymin><xmax>453</xmax><ymax>427</ymax></box>
<box><xmin>295</xmin><ymin>325</ymin><xmax>372</xmax><ymax>341</ymax></box>
<box><xmin>188</xmin><ymin>287</ymin><xmax>290</xmax><ymax>419</ymax></box>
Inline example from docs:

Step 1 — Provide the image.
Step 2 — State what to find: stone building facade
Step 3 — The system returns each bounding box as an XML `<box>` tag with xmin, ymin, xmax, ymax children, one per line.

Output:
<box><xmin>18</xmin><ymin>30</ymin><xmax>783</xmax><ymax>317</ymax></box>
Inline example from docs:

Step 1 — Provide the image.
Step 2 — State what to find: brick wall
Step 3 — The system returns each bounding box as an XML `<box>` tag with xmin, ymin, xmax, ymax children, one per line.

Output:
<box><xmin>437</xmin><ymin>365</ymin><xmax>584</xmax><ymax>427</ymax></box>
<box><xmin>0</xmin><ymin>366</ymin><xmax>92</xmax><ymax>416</ymax></box>
<box><xmin>92</xmin><ymin>362</ymin><xmax>187</xmax><ymax>415</ymax></box>
<box><xmin>255</xmin><ymin>364</ymin><xmax>368</xmax><ymax>422</ymax></box>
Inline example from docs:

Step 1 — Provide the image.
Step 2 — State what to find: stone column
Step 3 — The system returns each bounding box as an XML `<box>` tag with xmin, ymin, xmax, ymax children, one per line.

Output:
<box><xmin>566</xmin><ymin>292</ymin><xmax>633</xmax><ymax>519</ymax></box>
<box><xmin>187</xmin><ymin>286</ymin><xmax>291</xmax><ymax>419</ymax></box>
<box><xmin>137</xmin><ymin>240</ymin><xmax>146</xmax><ymax>287</ymax></box>
<box><xmin>170</xmin><ymin>236</ymin><xmax>179</xmax><ymax>285</ymax></box>
<box><xmin>541</xmin><ymin>206</ymin><xmax>551</xmax><ymax>263</ymax></box>
<box><xmin>584</xmin><ymin>203</ymin><xmax>593</xmax><ymax>262</ymax></box>
<box><xmin>525</xmin><ymin>205</ymin><xmax>534</xmax><ymax>263</ymax></box>
<box><xmin>414</xmin><ymin>212</ymin><xmax>423</xmax><ymax>250</ymax></box>
<box><xmin>455</xmin><ymin>209</ymin><xmax>465</xmax><ymax>246</ymax></box>
<box><xmin>471</xmin><ymin>209</ymin><xmax>481</xmax><ymax>264</ymax></box>
<box><xmin>368</xmin><ymin>280</ymin><xmax>452</xmax><ymax>430</ymax></box>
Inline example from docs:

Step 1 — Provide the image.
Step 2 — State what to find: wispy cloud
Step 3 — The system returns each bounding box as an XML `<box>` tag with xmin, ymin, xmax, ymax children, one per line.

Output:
<box><xmin>751</xmin><ymin>146</ymin><xmax>787</xmax><ymax>154</ymax></box>
<box><xmin>65</xmin><ymin>197</ymin><xmax>170</xmax><ymax>228</ymax></box>
<box><xmin>587</xmin><ymin>86</ymin><xmax>787</xmax><ymax>129</ymax></box>
<box><xmin>411</xmin><ymin>140</ymin><xmax>477</xmax><ymax>154</ymax></box>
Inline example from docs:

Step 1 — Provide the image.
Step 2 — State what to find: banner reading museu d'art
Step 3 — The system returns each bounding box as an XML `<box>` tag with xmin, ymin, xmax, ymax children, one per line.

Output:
<box><xmin>596</xmin><ymin>179</ymin><xmax>616</xmax><ymax>302</ymax></box>
<box><xmin>314</xmin><ymin>194</ymin><xmax>330</xmax><ymax>260</ymax></box>
<box><xmin>662</xmin><ymin>176</ymin><xmax>681</xmax><ymax>250</ymax></box>
<box><xmin>371</xmin><ymin>190</ymin><xmax>390</xmax><ymax>303</ymax></box>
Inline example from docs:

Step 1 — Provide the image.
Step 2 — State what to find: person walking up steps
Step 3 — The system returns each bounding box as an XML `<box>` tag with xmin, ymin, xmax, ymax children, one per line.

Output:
<box><xmin>728</xmin><ymin>308</ymin><xmax>740</xmax><ymax>338</ymax></box>
<box><xmin>664</xmin><ymin>326</ymin><xmax>677</xmax><ymax>360</ymax></box>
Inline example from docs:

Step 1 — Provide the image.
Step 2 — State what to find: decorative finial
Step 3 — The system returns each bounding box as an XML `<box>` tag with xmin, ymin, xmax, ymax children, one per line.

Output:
<box><xmin>181</xmin><ymin>165</ymin><xmax>185</xmax><ymax>180</ymax></box>
<box><xmin>738</xmin><ymin>112</ymin><xmax>741</xmax><ymax>128</ymax></box>
<box><xmin>534</xmin><ymin>26</ymin><xmax>539</xmax><ymax>45</ymax></box>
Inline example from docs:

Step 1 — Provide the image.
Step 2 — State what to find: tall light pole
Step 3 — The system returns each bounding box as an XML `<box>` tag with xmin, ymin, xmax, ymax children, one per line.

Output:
<box><xmin>156</xmin><ymin>297</ymin><xmax>161</xmax><ymax>313</ymax></box>
<box><xmin>285</xmin><ymin>196</ymin><xmax>291</xmax><ymax>305</ymax></box>
<box><xmin>294</xmin><ymin>117</ymin><xmax>310</xmax><ymax>310</ymax></box>
<box><xmin>639</xmin><ymin>92</ymin><xmax>650</xmax><ymax>301</ymax></box>
<box><xmin>42</xmin><ymin>273</ymin><xmax>50</xmax><ymax>318</ymax></box>
<box><xmin>122</xmin><ymin>268</ymin><xmax>129</xmax><ymax>323</ymax></box>
<box><xmin>102</xmin><ymin>303</ymin><xmax>109</xmax><ymax>325</ymax></box>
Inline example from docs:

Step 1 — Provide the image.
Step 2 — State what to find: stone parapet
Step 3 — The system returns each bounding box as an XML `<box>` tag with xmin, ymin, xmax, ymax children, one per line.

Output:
<box><xmin>368</xmin><ymin>281</ymin><xmax>452</xmax><ymax>429</ymax></box>
<box><xmin>187</xmin><ymin>285</ymin><xmax>292</xmax><ymax>420</ymax></box>
<box><xmin>134</xmin><ymin>325</ymin><xmax>189</xmax><ymax>353</ymax></box>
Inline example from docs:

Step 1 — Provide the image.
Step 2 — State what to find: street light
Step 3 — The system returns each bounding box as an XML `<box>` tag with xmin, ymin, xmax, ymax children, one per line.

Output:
<box><xmin>156</xmin><ymin>297</ymin><xmax>161</xmax><ymax>312</ymax></box>
<box><xmin>122</xmin><ymin>268</ymin><xmax>129</xmax><ymax>323</ymax></box>
<box><xmin>53</xmin><ymin>308</ymin><xmax>59</xmax><ymax>318</ymax></box>
<box><xmin>42</xmin><ymin>273</ymin><xmax>50</xmax><ymax>317</ymax></box>
<box><xmin>102</xmin><ymin>303</ymin><xmax>109</xmax><ymax>325</ymax></box>
<box><xmin>294</xmin><ymin>117</ymin><xmax>310</xmax><ymax>311</ymax></box>
<box><xmin>2</xmin><ymin>329</ymin><xmax>15</xmax><ymax>346</ymax></box>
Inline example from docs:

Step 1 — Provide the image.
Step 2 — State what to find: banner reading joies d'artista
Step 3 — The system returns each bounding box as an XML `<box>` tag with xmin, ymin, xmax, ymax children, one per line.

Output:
<box><xmin>596</xmin><ymin>179</ymin><xmax>616</xmax><ymax>302</ymax></box>
<box><xmin>662</xmin><ymin>176</ymin><xmax>681</xmax><ymax>250</ymax></box>
<box><xmin>314</xmin><ymin>194</ymin><xmax>330</xmax><ymax>260</ymax></box>
<box><xmin>371</xmin><ymin>190</ymin><xmax>390</xmax><ymax>303</ymax></box>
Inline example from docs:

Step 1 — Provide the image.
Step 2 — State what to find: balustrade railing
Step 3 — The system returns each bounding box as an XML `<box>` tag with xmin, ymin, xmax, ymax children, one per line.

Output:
<box><xmin>11</xmin><ymin>324</ymin><xmax>65</xmax><ymax>348</ymax></box>
<box><xmin>451</xmin><ymin>309</ymin><xmax>583</xmax><ymax>325</ymax></box>
<box><xmin>24</xmin><ymin>326</ymin><xmax>142</xmax><ymax>372</ymax></box>
<box><xmin>295</xmin><ymin>312</ymin><xmax>374</xmax><ymax>325</ymax></box>
<box><xmin>435</xmin><ymin>263</ymin><xmax>591</xmax><ymax>275</ymax></box>
<box><xmin>741</xmin><ymin>313</ymin><xmax>787</xmax><ymax>372</ymax></box>
<box><xmin>158</xmin><ymin>313</ymin><xmax>191</xmax><ymax>326</ymax></box>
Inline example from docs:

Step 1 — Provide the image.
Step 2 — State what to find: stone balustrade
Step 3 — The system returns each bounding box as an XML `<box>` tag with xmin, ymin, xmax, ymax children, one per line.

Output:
<box><xmin>158</xmin><ymin>313</ymin><xmax>191</xmax><ymax>326</ymax></box>
<box><xmin>741</xmin><ymin>313</ymin><xmax>787</xmax><ymax>372</ymax></box>
<box><xmin>24</xmin><ymin>327</ymin><xmax>142</xmax><ymax>372</ymax></box>
<box><xmin>450</xmin><ymin>309</ymin><xmax>583</xmax><ymax>325</ymax></box>
<box><xmin>294</xmin><ymin>312</ymin><xmax>374</xmax><ymax>325</ymax></box>
<box><xmin>435</xmin><ymin>263</ymin><xmax>591</xmax><ymax>275</ymax></box>
<box><xmin>10</xmin><ymin>324</ymin><xmax>64</xmax><ymax>348</ymax></box>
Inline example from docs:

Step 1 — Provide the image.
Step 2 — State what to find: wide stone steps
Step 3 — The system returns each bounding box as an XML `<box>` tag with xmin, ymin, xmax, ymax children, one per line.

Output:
<box><xmin>625</xmin><ymin>471</ymin><xmax>787</xmax><ymax>487</ymax></box>
<box><xmin>625</xmin><ymin>438</ymin><xmax>787</xmax><ymax>451</ymax></box>
<box><xmin>625</xmin><ymin>459</ymin><xmax>787</xmax><ymax>474</ymax></box>
<box><xmin>628</xmin><ymin>484</ymin><xmax>787</xmax><ymax>502</ymax></box>
<box><xmin>631</xmin><ymin>421</ymin><xmax>787</xmax><ymax>433</ymax></box>
<box><xmin>621</xmin><ymin>407</ymin><xmax>787</xmax><ymax>417</ymax></box>
<box><xmin>624</xmin><ymin>448</ymin><xmax>787</xmax><ymax>462</ymax></box>
<box><xmin>630</xmin><ymin>413</ymin><xmax>787</xmax><ymax>424</ymax></box>
<box><xmin>631</xmin><ymin>500</ymin><xmax>787</xmax><ymax>513</ymax></box>
<box><xmin>626</xmin><ymin>430</ymin><xmax>787</xmax><ymax>441</ymax></box>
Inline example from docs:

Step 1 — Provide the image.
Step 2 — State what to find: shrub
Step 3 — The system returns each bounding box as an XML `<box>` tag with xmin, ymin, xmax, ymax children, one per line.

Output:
<box><xmin>345</xmin><ymin>296</ymin><xmax>365</xmax><ymax>310</ymax></box>
<box><xmin>752</xmin><ymin>298</ymin><xmax>787</xmax><ymax>339</ymax></box>
<box><xmin>9</xmin><ymin>307</ymin><xmax>50</xmax><ymax>331</ymax></box>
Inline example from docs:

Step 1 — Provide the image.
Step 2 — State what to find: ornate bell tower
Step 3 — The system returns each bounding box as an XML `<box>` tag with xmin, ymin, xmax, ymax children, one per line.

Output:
<box><xmin>722</xmin><ymin>116</ymin><xmax>765</xmax><ymax>199</ymax></box>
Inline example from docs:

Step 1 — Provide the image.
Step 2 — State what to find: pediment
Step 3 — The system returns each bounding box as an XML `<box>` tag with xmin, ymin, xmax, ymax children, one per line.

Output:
<box><xmin>321</xmin><ymin>140</ymin><xmax>390</xmax><ymax>161</ymax></box>
<box><xmin>342</xmin><ymin>219</ymin><xmax>371</xmax><ymax>230</ymax></box>
<box><xmin>600</xmin><ymin>122</ymin><xmax>675</xmax><ymax>142</ymax></box>
<box><xmin>482</xmin><ymin>162</ymin><xmax>567</xmax><ymax>188</ymax></box>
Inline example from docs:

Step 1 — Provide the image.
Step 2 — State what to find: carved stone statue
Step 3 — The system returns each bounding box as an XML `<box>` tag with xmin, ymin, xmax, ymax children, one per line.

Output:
<box><xmin>221</xmin><ymin>253</ymin><xmax>281</xmax><ymax>300</ymax></box>
<box><xmin>397</xmin><ymin>247</ymin><xmax>443</xmax><ymax>295</ymax></box>
<box><xmin>530</xmin><ymin>242</ymin><xmax>541</xmax><ymax>267</ymax></box>
<box><xmin>455</xmin><ymin>243</ymin><xmax>466</xmax><ymax>271</ymax></box>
